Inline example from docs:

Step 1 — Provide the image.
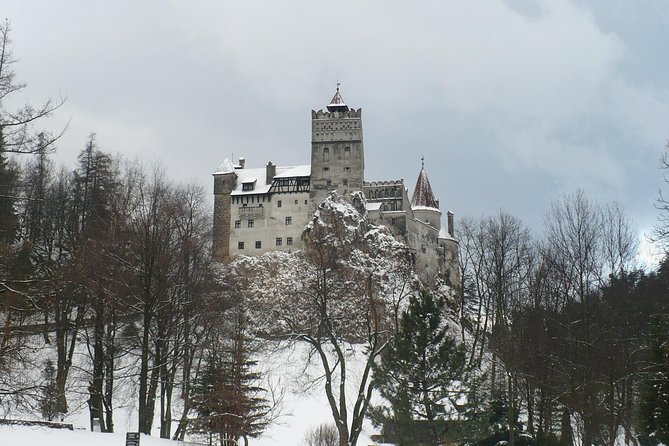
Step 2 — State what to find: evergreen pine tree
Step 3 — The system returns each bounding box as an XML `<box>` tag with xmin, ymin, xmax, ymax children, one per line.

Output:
<box><xmin>40</xmin><ymin>359</ymin><xmax>61</xmax><ymax>421</ymax></box>
<box><xmin>370</xmin><ymin>291</ymin><xmax>469</xmax><ymax>446</ymax></box>
<box><xmin>190</xmin><ymin>306</ymin><xmax>269</xmax><ymax>446</ymax></box>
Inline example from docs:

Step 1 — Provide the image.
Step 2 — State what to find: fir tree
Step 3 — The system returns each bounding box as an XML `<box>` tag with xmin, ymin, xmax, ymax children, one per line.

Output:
<box><xmin>40</xmin><ymin>360</ymin><xmax>61</xmax><ymax>421</ymax></box>
<box><xmin>190</xmin><ymin>306</ymin><xmax>269</xmax><ymax>446</ymax></box>
<box><xmin>370</xmin><ymin>291</ymin><xmax>469</xmax><ymax>446</ymax></box>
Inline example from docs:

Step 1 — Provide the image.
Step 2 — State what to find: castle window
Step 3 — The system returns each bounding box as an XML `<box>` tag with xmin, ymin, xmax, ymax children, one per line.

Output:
<box><xmin>323</xmin><ymin>147</ymin><xmax>330</xmax><ymax>161</ymax></box>
<box><xmin>344</xmin><ymin>166</ymin><xmax>350</xmax><ymax>172</ymax></box>
<box><xmin>277</xmin><ymin>200</ymin><xmax>282</xmax><ymax>208</ymax></box>
<box><xmin>238</xmin><ymin>242</ymin><xmax>244</xmax><ymax>250</ymax></box>
<box><xmin>276</xmin><ymin>237</ymin><xmax>282</xmax><ymax>246</ymax></box>
<box><xmin>285</xmin><ymin>216</ymin><xmax>292</xmax><ymax>225</ymax></box>
<box><xmin>304</xmin><ymin>200</ymin><xmax>308</xmax><ymax>205</ymax></box>
<box><xmin>323</xmin><ymin>167</ymin><xmax>330</xmax><ymax>171</ymax></box>
<box><xmin>326</xmin><ymin>180</ymin><xmax>331</xmax><ymax>187</ymax></box>
<box><xmin>294</xmin><ymin>199</ymin><xmax>298</xmax><ymax>205</ymax></box>
<box><xmin>234</xmin><ymin>220</ymin><xmax>241</xmax><ymax>228</ymax></box>
<box><xmin>255</xmin><ymin>241</ymin><xmax>262</xmax><ymax>249</ymax></box>
<box><xmin>248</xmin><ymin>219</ymin><xmax>254</xmax><ymax>228</ymax></box>
<box><xmin>342</xmin><ymin>179</ymin><xmax>348</xmax><ymax>186</ymax></box>
<box><xmin>287</xmin><ymin>237</ymin><xmax>293</xmax><ymax>246</ymax></box>
<box><xmin>242</xmin><ymin>181</ymin><xmax>255</xmax><ymax>191</ymax></box>
<box><xmin>344</xmin><ymin>146</ymin><xmax>350</xmax><ymax>157</ymax></box>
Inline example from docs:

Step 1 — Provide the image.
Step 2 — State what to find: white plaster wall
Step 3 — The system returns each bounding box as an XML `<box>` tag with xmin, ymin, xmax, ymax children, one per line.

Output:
<box><xmin>229</xmin><ymin>192</ymin><xmax>310</xmax><ymax>257</ymax></box>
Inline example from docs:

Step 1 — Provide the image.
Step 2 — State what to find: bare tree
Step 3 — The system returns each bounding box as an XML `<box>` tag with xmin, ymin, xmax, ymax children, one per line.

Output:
<box><xmin>652</xmin><ymin>141</ymin><xmax>669</xmax><ymax>249</ymax></box>
<box><xmin>303</xmin><ymin>423</ymin><xmax>339</xmax><ymax>446</ymax></box>
<box><xmin>0</xmin><ymin>20</ymin><xmax>64</xmax><ymax>412</ymax></box>
<box><xmin>238</xmin><ymin>192</ymin><xmax>416</xmax><ymax>446</ymax></box>
<box><xmin>0</xmin><ymin>21</ymin><xmax>65</xmax><ymax>156</ymax></box>
<box><xmin>541</xmin><ymin>190</ymin><xmax>638</xmax><ymax>446</ymax></box>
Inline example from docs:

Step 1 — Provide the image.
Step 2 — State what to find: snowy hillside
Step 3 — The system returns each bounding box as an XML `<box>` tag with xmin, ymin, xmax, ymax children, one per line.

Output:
<box><xmin>0</xmin><ymin>426</ymin><xmax>189</xmax><ymax>446</ymax></box>
<box><xmin>1</xmin><ymin>341</ymin><xmax>381</xmax><ymax>445</ymax></box>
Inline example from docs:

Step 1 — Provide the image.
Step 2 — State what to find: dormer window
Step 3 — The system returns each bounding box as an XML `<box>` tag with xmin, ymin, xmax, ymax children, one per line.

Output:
<box><xmin>242</xmin><ymin>181</ymin><xmax>255</xmax><ymax>191</ymax></box>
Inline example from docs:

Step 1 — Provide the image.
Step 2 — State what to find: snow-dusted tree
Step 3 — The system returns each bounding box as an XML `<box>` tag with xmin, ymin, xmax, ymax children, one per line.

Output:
<box><xmin>0</xmin><ymin>21</ymin><xmax>64</xmax><ymax>157</ymax></box>
<box><xmin>39</xmin><ymin>359</ymin><xmax>60</xmax><ymax>421</ymax></box>
<box><xmin>190</xmin><ymin>304</ymin><xmax>270</xmax><ymax>446</ymax></box>
<box><xmin>303</xmin><ymin>422</ymin><xmax>339</xmax><ymax>446</ymax></box>
<box><xmin>237</xmin><ymin>191</ymin><xmax>416</xmax><ymax>446</ymax></box>
<box><xmin>369</xmin><ymin>291</ymin><xmax>469</xmax><ymax>446</ymax></box>
<box><xmin>0</xmin><ymin>21</ymin><xmax>62</xmax><ymax>404</ymax></box>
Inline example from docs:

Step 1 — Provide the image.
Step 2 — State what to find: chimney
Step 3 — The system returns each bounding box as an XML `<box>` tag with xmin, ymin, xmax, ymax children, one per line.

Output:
<box><xmin>266</xmin><ymin>161</ymin><xmax>276</xmax><ymax>185</ymax></box>
<box><xmin>238</xmin><ymin>157</ymin><xmax>245</xmax><ymax>169</ymax></box>
<box><xmin>447</xmin><ymin>211</ymin><xmax>454</xmax><ymax>237</ymax></box>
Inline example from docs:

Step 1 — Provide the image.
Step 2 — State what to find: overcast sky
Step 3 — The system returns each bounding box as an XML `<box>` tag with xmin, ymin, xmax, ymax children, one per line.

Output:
<box><xmin>5</xmin><ymin>0</ymin><xmax>669</xmax><ymax>261</ymax></box>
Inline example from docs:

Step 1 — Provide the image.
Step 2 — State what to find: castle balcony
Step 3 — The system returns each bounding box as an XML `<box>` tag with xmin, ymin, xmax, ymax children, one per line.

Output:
<box><xmin>239</xmin><ymin>205</ymin><xmax>264</xmax><ymax>218</ymax></box>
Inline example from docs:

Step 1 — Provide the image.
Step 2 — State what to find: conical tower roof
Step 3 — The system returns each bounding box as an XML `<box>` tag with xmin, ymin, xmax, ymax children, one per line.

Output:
<box><xmin>411</xmin><ymin>158</ymin><xmax>439</xmax><ymax>210</ymax></box>
<box><xmin>327</xmin><ymin>83</ymin><xmax>349</xmax><ymax>112</ymax></box>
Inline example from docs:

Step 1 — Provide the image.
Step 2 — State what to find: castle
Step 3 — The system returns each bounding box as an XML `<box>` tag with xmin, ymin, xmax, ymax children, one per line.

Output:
<box><xmin>212</xmin><ymin>87</ymin><xmax>459</xmax><ymax>285</ymax></box>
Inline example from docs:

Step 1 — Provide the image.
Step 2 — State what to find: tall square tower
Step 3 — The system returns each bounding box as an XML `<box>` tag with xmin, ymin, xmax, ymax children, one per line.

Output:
<box><xmin>309</xmin><ymin>86</ymin><xmax>364</xmax><ymax>213</ymax></box>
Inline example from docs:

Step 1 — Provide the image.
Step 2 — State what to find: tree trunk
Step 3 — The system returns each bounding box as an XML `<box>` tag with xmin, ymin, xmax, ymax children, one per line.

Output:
<box><xmin>507</xmin><ymin>373</ymin><xmax>515</xmax><ymax>446</ymax></box>
<box><xmin>138</xmin><ymin>302</ymin><xmax>153</xmax><ymax>434</ymax></box>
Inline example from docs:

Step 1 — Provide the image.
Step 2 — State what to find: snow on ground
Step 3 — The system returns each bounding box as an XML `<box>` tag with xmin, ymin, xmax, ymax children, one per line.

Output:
<box><xmin>0</xmin><ymin>425</ymin><xmax>190</xmax><ymax>446</ymax></box>
<box><xmin>252</xmin><ymin>341</ymin><xmax>379</xmax><ymax>445</ymax></box>
<box><xmin>4</xmin><ymin>340</ymin><xmax>383</xmax><ymax>445</ymax></box>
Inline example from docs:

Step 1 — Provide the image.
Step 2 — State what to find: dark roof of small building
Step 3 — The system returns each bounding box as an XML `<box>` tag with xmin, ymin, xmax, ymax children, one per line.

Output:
<box><xmin>411</xmin><ymin>162</ymin><xmax>439</xmax><ymax>210</ymax></box>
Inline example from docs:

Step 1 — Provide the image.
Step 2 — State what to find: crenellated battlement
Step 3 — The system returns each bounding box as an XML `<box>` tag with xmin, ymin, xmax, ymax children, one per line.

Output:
<box><xmin>311</xmin><ymin>108</ymin><xmax>362</xmax><ymax>119</ymax></box>
<box><xmin>364</xmin><ymin>180</ymin><xmax>404</xmax><ymax>187</ymax></box>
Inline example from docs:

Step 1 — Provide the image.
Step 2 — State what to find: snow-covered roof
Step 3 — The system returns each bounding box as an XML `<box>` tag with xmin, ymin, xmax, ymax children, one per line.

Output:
<box><xmin>439</xmin><ymin>227</ymin><xmax>456</xmax><ymax>240</ymax></box>
<box><xmin>213</xmin><ymin>158</ymin><xmax>235</xmax><ymax>174</ymax></box>
<box><xmin>412</xmin><ymin>205</ymin><xmax>442</xmax><ymax>213</ymax></box>
<box><xmin>411</xmin><ymin>165</ymin><xmax>439</xmax><ymax>210</ymax></box>
<box><xmin>327</xmin><ymin>85</ymin><xmax>350</xmax><ymax>112</ymax></box>
<box><xmin>230</xmin><ymin>164</ymin><xmax>310</xmax><ymax>196</ymax></box>
<box><xmin>273</xmin><ymin>165</ymin><xmax>311</xmax><ymax>178</ymax></box>
<box><xmin>365</xmin><ymin>202</ymin><xmax>382</xmax><ymax>211</ymax></box>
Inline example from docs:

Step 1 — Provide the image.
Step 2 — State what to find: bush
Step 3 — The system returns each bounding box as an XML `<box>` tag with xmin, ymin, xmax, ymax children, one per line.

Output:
<box><xmin>303</xmin><ymin>423</ymin><xmax>339</xmax><ymax>446</ymax></box>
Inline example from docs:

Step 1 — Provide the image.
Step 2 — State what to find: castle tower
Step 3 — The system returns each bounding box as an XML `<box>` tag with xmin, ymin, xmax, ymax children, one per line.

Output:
<box><xmin>411</xmin><ymin>158</ymin><xmax>442</xmax><ymax>230</ymax></box>
<box><xmin>212</xmin><ymin>159</ymin><xmax>237</xmax><ymax>261</ymax></box>
<box><xmin>309</xmin><ymin>85</ymin><xmax>364</xmax><ymax>213</ymax></box>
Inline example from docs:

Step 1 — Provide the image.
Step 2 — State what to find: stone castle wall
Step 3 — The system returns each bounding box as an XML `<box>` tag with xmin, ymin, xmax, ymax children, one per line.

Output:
<box><xmin>309</xmin><ymin>109</ymin><xmax>364</xmax><ymax>214</ymax></box>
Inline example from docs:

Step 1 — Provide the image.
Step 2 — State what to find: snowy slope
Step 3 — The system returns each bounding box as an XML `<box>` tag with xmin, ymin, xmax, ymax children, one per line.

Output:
<box><xmin>251</xmin><ymin>342</ymin><xmax>380</xmax><ymax>445</ymax></box>
<box><xmin>0</xmin><ymin>425</ymin><xmax>192</xmax><ymax>446</ymax></box>
<box><xmin>2</xmin><ymin>340</ymin><xmax>383</xmax><ymax>446</ymax></box>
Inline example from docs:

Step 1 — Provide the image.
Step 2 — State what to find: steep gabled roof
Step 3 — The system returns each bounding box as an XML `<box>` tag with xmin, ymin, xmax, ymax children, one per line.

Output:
<box><xmin>411</xmin><ymin>162</ymin><xmax>439</xmax><ymax>210</ymax></box>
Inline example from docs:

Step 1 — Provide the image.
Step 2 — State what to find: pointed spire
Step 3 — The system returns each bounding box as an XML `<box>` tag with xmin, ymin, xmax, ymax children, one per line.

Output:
<box><xmin>327</xmin><ymin>82</ymin><xmax>349</xmax><ymax>112</ymax></box>
<box><xmin>411</xmin><ymin>159</ymin><xmax>439</xmax><ymax>209</ymax></box>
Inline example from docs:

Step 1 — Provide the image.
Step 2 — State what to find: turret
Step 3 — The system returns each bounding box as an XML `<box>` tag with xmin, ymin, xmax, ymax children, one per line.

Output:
<box><xmin>212</xmin><ymin>158</ymin><xmax>238</xmax><ymax>261</ymax></box>
<box><xmin>411</xmin><ymin>158</ymin><xmax>442</xmax><ymax>230</ymax></box>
